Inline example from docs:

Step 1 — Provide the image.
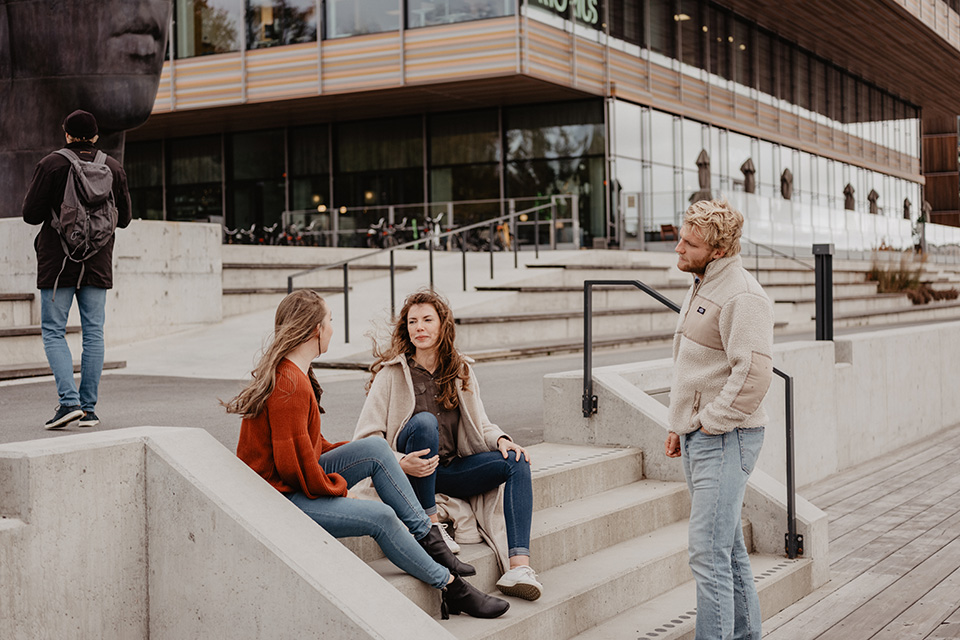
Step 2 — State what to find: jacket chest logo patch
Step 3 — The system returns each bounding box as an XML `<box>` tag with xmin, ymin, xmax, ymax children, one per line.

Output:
<box><xmin>697</xmin><ymin>307</ymin><xmax>706</xmax><ymax>314</ymax></box>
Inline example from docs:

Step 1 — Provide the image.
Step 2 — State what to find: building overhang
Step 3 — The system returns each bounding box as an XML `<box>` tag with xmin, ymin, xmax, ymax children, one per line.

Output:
<box><xmin>719</xmin><ymin>0</ymin><xmax>960</xmax><ymax>121</ymax></box>
<box><xmin>127</xmin><ymin>76</ymin><xmax>594</xmax><ymax>141</ymax></box>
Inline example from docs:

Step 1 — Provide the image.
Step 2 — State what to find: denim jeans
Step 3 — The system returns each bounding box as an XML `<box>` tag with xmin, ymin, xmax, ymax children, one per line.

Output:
<box><xmin>40</xmin><ymin>286</ymin><xmax>107</xmax><ymax>412</ymax></box>
<box><xmin>682</xmin><ymin>427</ymin><xmax>764</xmax><ymax>640</ymax></box>
<box><xmin>397</xmin><ymin>411</ymin><xmax>533</xmax><ymax>557</ymax></box>
<box><xmin>286</xmin><ymin>437</ymin><xmax>449</xmax><ymax>589</ymax></box>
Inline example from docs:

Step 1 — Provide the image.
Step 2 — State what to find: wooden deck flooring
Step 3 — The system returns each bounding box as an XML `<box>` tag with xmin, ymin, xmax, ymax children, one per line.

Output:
<box><xmin>764</xmin><ymin>425</ymin><xmax>960</xmax><ymax>639</ymax></box>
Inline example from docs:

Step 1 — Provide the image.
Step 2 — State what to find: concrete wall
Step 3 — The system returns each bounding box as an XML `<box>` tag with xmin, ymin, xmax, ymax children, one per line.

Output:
<box><xmin>545</xmin><ymin>321</ymin><xmax>960</xmax><ymax>489</ymax></box>
<box><xmin>0</xmin><ymin>428</ymin><xmax>454</xmax><ymax>640</ymax></box>
<box><xmin>0</xmin><ymin>218</ymin><xmax>222</xmax><ymax>345</ymax></box>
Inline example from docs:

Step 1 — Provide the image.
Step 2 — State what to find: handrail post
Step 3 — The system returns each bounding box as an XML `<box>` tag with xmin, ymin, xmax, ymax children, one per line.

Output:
<box><xmin>813</xmin><ymin>243</ymin><xmax>834</xmax><ymax>341</ymax></box>
<box><xmin>461</xmin><ymin>232</ymin><xmax>467</xmax><ymax>292</ymax></box>
<box><xmin>512</xmin><ymin>212</ymin><xmax>519</xmax><ymax>268</ymax></box>
<box><xmin>390</xmin><ymin>249</ymin><xmax>396</xmax><ymax>318</ymax></box>
<box><xmin>428</xmin><ymin>241</ymin><xmax>435</xmax><ymax>291</ymax></box>
<box><xmin>783</xmin><ymin>371</ymin><xmax>801</xmax><ymax>558</ymax></box>
<box><xmin>287</xmin><ymin>274</ymin><xmax>293</xmax><ymax>295</ymax></box>
<box><xmin>534</xmin><ymin>208</ymin><xmax>540</xmax><ymax>259</ymax></box>
<box><xmin>582</xmin><ymin>282</ymin><xmax>597</xmax><ymax>417</ymax></box>
<box><xmin>489</xmin><ymin>222</ymin><xmax>495</xmax><ymax>280</ymax></box>
<box><xmin>342</xmin><ymin>263</ymin><xmax>350</xmax><ymax>344</ymax></box>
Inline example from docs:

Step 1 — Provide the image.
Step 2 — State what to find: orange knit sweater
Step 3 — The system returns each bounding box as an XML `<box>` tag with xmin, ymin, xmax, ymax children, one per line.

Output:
<box><xmin>236</xmin><ymin>359</ymin><xmax>347</xmax><ymax>498</ymax></box>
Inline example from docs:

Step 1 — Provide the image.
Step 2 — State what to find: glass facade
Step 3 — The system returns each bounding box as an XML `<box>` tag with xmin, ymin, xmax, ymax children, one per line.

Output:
<box><xmin>176</xmin><ymin>0</ymin><xmax>243</xmax><ymax>57</ymax></box>
<box><xmin>246</xmin><ymin>0</ymin><xmax>318</xmax><ymax>49</ymax></box>
<box><xmin>126</xmin><ymin>101</ymin><xmax>606</xmax><ymax>242</ymax></box>
<box><xmin>408</xmin><ymin>0</ymin><xmax>515</xmax><ymax>29</ymax></box>
<box><xmin>611</xmin><ymin>100</ymin><xmax>922</xmax><ymax>241</ymax></box>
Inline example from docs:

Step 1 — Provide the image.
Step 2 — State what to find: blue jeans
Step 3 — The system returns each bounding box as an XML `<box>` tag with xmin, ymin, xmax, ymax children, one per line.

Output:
<box><xmin>286</xmin><ymin>437</ymin><xmax>449</xmax><ymax>589</ymax></box>
<box><xmin>40</xmin><ymin>286</ymin><xmax>106</xmax><ymax>412</ymax></box>
<box><xmin>682</xmin><ymin>427</ymin><xmax>764</xmax><ymax>640</ymax></box>
<box><xmin>397</xmin><ymin>412</ymin><xmax>533</xmax><ymax>557</ymax></box>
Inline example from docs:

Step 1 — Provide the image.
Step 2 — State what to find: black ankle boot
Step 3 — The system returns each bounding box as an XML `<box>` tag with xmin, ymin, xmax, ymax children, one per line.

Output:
<box><xmin>419</xmin><ymin>526</ymin><xmax>476</xmax><ymax>576</ymax></box>
<box><xmin>441</xmin><ymin>576</ymin><xmax>510</xmax><ymax>620</ymax></box>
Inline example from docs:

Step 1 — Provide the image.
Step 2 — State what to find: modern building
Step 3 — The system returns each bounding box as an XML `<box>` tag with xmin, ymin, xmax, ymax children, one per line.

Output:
<box><xmin>125</xmin><ymin>0</ymin><xmax>960</xmax><ymax>251</ymax></box>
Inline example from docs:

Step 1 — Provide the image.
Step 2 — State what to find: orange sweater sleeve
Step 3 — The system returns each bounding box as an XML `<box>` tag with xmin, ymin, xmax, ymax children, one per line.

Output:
<box><xmin>267</xmin><ymin>365</ymin><xmax>348</xmax><ymax>499</ymax></box>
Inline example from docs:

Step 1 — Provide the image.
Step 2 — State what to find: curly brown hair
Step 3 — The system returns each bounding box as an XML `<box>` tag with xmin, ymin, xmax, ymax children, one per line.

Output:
<box><xmin>368</xmin><ymin>289</ymin><xmax>469</xmax><ymax>409</ymax></box>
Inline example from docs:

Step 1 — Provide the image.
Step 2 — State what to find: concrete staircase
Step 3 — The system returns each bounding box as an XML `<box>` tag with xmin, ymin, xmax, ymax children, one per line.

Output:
<box><xmin>345</xmin><ymin>443</ymin><xmax>812</xmax><ymax>639</ymax></box>
<box><xmin>0</xmin><ymin>292</ymin><xmax>125</xmax><ymax>381</ymax></box>
<box><xmin>450</xmin><ymin>252</ymin><xmax>960</xmax><ymax>356</ymax></box>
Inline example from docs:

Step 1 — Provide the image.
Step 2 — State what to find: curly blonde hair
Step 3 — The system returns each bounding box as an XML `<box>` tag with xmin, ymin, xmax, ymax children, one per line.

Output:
<box><xmin>682</xmin><ymin>199</ymin><xmax>744</xmax><ymax>257</ymax></box>
<box><xmin>368</xmin><ymin>289</ymin><xmax>469</xmax><ymax>409</ymax></box>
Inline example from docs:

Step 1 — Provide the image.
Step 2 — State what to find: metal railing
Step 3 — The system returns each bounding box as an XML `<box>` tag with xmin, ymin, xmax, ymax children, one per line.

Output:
<box><xmin>285</xmin><ymin>202</ymin><xmax>568</xmax><ymax>343</ymax></box>
<box><xmin>581</xmin><ymin>280</ymin><xmax>802</xmax><ymax>559</ymax></box>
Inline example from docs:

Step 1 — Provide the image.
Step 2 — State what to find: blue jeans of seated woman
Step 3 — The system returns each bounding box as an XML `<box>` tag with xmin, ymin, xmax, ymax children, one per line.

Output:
<box><xmin>286</xmin><ymin>437</ymin><xmax>449</xmax><ymax>589</ymax></box>
<box><xmin>397</xmin><ymin>411</ymin><xmax>533</xmax><ymax>558</ymax></box>
<box><xmin>682</xmin><ymin>427</ymin><xmax>764</xmax><ymax>640</ymax></box>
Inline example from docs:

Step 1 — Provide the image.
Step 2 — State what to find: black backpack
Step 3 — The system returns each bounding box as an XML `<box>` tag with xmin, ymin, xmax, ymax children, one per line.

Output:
<box><xmin>49</xmin><ymin>148</ymin><xmax>119</xmax><ymax>294</ymax></box>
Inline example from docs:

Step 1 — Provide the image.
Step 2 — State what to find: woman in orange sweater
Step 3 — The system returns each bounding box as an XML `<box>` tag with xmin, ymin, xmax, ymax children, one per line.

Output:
<box><xmin>225</xmin><ymin>290</ymin><xmax>507</xmax><ymax>619</ymax></box>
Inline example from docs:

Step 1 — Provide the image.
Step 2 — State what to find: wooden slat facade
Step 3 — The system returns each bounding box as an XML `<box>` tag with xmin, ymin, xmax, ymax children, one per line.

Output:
<box><xmin>144</xmin><ymin>11</ymin><xmax>929</xmax><ymax>182</ymax></box>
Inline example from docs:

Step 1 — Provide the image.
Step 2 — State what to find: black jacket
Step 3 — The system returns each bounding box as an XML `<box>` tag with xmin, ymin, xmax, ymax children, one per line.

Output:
<box><xmin>22</xmin><ymin>141</ymin><xmax>132</xmax><ymax>290</ymax></box>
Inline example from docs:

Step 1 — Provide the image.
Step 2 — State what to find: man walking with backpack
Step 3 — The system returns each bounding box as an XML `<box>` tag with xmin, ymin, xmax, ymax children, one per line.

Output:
<box><xmin>22</xmin><ymin>109</ymin><xmax>132</xmax><ymax>430</ymax></box>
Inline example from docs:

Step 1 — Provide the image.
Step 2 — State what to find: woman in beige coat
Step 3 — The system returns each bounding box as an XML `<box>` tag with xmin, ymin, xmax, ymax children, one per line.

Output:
<box><xmin>354</xmin><ymin>289</ymin><xmax>543</xmax><ymax>601</ymax></box>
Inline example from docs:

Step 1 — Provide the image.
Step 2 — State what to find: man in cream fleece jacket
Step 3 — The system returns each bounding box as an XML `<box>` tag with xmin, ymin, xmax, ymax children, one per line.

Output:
<box><xmin>664</xmin><ymin>200</ymin><xmax>774</xmax><ymax>640</ymax></box>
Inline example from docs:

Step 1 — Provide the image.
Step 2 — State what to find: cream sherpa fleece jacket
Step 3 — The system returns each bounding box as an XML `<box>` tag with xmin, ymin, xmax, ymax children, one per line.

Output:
<box><xmin>669</xmin><ymin>254</ymin><xmax>775</xmax><ymax>436</ymax></box>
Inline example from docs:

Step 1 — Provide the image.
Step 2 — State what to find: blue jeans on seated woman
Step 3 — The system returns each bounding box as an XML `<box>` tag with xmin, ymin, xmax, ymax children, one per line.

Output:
<box><xmin>286</xmin><ymin>437</ymin><xmax>449</xmax><ymax>589</ymax></box>
<box><xmin>397</xmin><ymin>411</ymin><xmax>533</xmax><ymax>558</ymax></box>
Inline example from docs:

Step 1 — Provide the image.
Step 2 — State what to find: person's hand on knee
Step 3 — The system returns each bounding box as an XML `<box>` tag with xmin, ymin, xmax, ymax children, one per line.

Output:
<box><xmin>400</xmin><ymin>449</ymin><xmax>439</xmax><ymax>477</ymax></box>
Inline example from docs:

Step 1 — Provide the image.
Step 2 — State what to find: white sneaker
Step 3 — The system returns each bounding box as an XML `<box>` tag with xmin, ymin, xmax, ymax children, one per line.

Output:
<box><xmin>434</xmin><ymin>522</ymin><xmax>460</xmax><ymax>554</ymax></box>
<box><xmin>496</xmin><ymin>565</ymin><xmax>543</xmax><ymax>601</ymax></box>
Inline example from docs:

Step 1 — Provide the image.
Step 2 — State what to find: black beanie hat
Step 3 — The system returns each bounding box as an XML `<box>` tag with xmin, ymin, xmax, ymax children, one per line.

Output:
<box><xmin>62</xmin><ymin>110</ymin><xmax>98</xmax><ymax>139</ymax></box>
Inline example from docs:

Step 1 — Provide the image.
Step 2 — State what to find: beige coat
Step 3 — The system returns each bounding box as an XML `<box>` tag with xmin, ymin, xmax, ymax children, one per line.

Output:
<box><xmin>352</xmin><ymin>354</ymin><xmax>511</xmax><ymax>571</ymax></box>
<box><xmin>669</xmin><ymin>254</ymin><xmax>775</xmax><ymax>436</ymax></box>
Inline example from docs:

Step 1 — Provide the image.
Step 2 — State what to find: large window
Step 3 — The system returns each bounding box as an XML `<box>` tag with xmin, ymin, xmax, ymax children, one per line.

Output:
<box><xmin>245</xmin><ymin>0</ymin><xmax>318</xmax><ymax>49</ymax></box>
<box><xmin>125</xmin><ymin>142</ymin><xmax>164</xmax><ymax>221</ymax></box>
<box><xmin>325</xmin><ymin>0</ymin><xmax>400</xmax><ymax>39</ymax></box>
<box><xmin>408</xmin><ymin>0</ymin><xmax>515</xmax><ymax>28</ymax></box>
<box><xmin>229</xmin><ymin>130</ymin><xmax>286</xmax><ymax>229</ymax></box>
<box><xmin>176</xmin><ymin>0</ymin><xmax>242</xmax><ymax>58</ymax></box>
<box><xmin>167</xmin><ymin>135</ymin><xmax>223</xmax><ymax>222</ymax></box>
<box><xmin>429</xmin><ymin>110</ymin><xmax>501</xmax><ymax>221</ymax></box>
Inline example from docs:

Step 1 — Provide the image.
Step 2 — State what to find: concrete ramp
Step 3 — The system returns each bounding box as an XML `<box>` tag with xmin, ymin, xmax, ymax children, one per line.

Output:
<box><xmin>0</xmin><ymin>427</ymin><xmax>452</xmax><ymax>640</ymax></box>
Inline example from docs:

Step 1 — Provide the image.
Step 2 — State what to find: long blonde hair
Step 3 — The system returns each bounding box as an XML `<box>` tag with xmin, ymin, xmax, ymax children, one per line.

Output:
<box><xmin>224</xmin><ymin>290</ymin><xmax>328</xmax><ymax>418</ymax></box>
<box><xmin>368</xmin><ymin>289</ymin><xmax>469</xmax><ymax>409</ymax></box>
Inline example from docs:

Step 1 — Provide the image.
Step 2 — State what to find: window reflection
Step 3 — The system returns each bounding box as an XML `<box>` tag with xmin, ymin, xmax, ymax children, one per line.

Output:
<box><xmin>408</xmin><ymin>0</ymin><xmax>514</xmax><ymax>28</ymax></box>
<box><xmin>246</xmin><ymin>0</ymin><xmax>317</xmax><ymax>49</ymax></box>
<box><xmin>325</xmin><ymin>0</ymin><xmax>400</xmax><ymax>39</ymax></box>
<box><xmin>176</xmin><ymin>0</ymin><xmax>242</xmax><ymax>58</ymax></box>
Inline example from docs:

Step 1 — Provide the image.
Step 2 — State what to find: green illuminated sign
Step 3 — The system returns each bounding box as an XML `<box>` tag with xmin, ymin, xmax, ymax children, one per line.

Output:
<box><xmin>534</xmin><ymin>0</ymin><xmax>601</xmax><ymax>27</ymax></box>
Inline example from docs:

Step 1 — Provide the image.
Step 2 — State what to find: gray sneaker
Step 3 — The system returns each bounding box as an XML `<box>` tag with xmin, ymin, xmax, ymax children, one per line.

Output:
<box><xmin>45</xmin><ymin>405</ymin><xmax>84</xmax><ymax>430</ymax></box>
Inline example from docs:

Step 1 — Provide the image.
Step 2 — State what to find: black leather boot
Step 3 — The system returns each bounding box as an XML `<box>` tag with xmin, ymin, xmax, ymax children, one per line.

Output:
<box><xmin>419</xmin><ymin>526</ymin><xmax>476</xmax><ymax>576</ymax></box>
<box><xmin>441</xmin><ymin>576</ymin><xmax>510</xmax><ymax>620</ymax></box>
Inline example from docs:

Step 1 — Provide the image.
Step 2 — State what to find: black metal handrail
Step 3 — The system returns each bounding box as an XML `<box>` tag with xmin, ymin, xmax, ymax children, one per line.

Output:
<box><xmin>285</xmin><ymin>203</ymin><xmax>559</xmax><ymax>343</ymax></box>
<box><xmin>581</xmin><ymin>279</ymin><xmax>801</xmax><ymax>559</ymax></box>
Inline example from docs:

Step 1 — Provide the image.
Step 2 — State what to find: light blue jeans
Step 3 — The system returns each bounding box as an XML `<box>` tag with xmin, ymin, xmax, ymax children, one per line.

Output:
<box><xmin>287</xmin><ymin>437</ymin><xmax>450</xmax><ymax>589</ymax></box>
<box><xmin>682</xmin><ymin>427</ymin><xmax>764</xmax><ymax>640</ymax></box>
<box><xmin>40</xmin><ymin>286</ymin><xmax>106</xmax><ymax>412</ymax></box>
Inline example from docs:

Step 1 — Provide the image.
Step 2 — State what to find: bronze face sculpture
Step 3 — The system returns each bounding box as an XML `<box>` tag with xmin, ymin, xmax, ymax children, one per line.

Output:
<box><xmin>0</xmin><ymin>0</ymin><xmax>172</xmax><ymax>217</ymax></box>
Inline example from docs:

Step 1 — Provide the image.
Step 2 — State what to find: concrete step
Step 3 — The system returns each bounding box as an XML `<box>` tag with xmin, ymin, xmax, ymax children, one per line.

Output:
<box><xmin>571</xmin><ymin>554</ymin><xmax>813</xmax><ymax>640</ymax></box>
<box><xmin>0</xmin><ymin>360</ymin><xmax>126</xmax><ymax>381</ymax></box>
<box><xmin>454</xmin><ymin>308</ymin><xmax>679</xmax><ymax>352</ymax></box>
<box><xmin>222</xmin><ymin>286</ymin><xmax>349</xmax><ymax>318</ymax></box>
<box><xmin>0</xmin><ymin>325</ymin><xmax>81</xmax><ymax>366</ymax></box>
<box><xmin>0</xmin><ymin>293</ymin><xmax>34</xmax><ymax>328</ymax></box>
<box><xmin>473</xmin><ymin>282</ymin><xmax>881</xmax><ymax>313</ymax></box>
<box><xmin>222</xmin><ymin>262</ymin><xmax>416</xmax><ymax>290</ymax></box>
<box><xmin>833</xmin><ymin>299</ymin><xmax>960</xmax><ymax>328</ymax></box>
<box><xmin>775</xmin><ymin>293</ymin><xmax>912</xmax><ymax>320</ymax></box>
<box><xmin>341</xmin><ymin>444</ymin><xmax>646</xmax><ymax>564</ymax></box>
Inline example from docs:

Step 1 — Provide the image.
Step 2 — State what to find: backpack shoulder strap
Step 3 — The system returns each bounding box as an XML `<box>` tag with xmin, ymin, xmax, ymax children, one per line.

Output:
<box><xmin>54</xmin><ymin>148</ymin><xmax>81</xmax><ymax>165</ymax></box>
<box><xmin>93</xmin><ymin>151</ymin><xmax>107</xmax><ymax>166</ymax></box>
